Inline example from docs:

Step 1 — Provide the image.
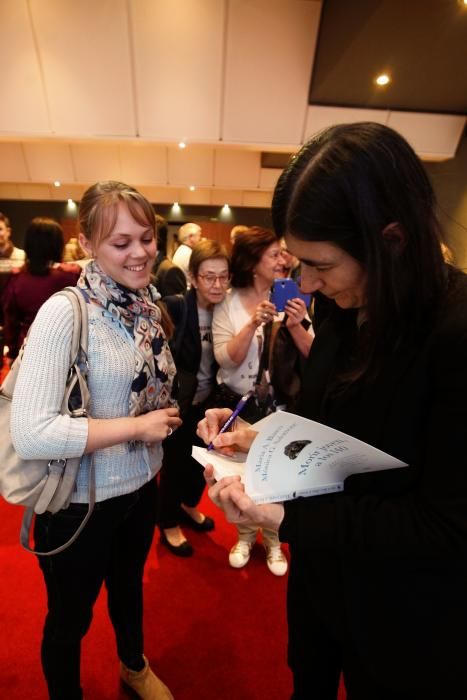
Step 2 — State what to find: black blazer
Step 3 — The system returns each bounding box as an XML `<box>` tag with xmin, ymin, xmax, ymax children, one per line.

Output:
<box><xmin>163</xmin><ymin>289</ymin><xmax>218</xmax><ymax>414</ymax></box>
<box><xmin>164</xmin><ymin>288</ymin><xmax>201</xmax><ymax>373</ymax></box>
<box><xmin>280</xmin><ymin>267</ymin><xmax>467</xmax><ymax>694</ymax></box>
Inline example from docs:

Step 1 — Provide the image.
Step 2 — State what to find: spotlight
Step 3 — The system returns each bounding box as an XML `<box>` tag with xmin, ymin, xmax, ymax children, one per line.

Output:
<box><xmin>375</xmin><ymin>73</ymin><xmax>391</xmax><ymax>86</ymax></box>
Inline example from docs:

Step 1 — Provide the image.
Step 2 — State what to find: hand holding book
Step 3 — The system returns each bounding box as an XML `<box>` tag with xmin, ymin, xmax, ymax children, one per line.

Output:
<box><xmin>195</xmin><ymin>411</ymin><xmax>408</xmax><ymax>505</ymax></box>
<box><xmin>203</xmin><ymin>463</ymin><xmax>286</xmax><ymax>532</ymax></box>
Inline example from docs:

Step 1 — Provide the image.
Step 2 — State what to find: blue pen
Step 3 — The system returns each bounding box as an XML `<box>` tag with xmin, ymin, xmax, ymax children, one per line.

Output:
<box><xmin>207</xmin><ymin>390</ymin><xmax>254</xmax><ymax>451</ymax></box>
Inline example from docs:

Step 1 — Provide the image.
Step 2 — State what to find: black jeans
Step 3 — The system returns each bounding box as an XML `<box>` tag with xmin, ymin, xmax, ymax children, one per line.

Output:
<box><xmin>158</xmin><ymin>401</ymin><xmax>208</xmax><ymax>529</ymax></box>
<box><xmin>34</xmin><ymin>478</ymin><xmax>158</xmax><ymax>700</ymax></box>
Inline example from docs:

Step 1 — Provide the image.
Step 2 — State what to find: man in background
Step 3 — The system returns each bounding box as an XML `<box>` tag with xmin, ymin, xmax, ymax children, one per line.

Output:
<box><xmin>230</xmin><ymin>224</ymin><xmax>248</xmax><ymax>246</ymax></box>
<box><xmin>172</xmin><ymin>222</ymin><xmax>202</xmax><ymax>283</ymax></box>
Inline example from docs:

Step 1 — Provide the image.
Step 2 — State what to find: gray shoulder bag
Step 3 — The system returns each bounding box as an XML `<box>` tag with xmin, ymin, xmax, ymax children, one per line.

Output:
<box><xmin>0</xmin><ymin>287</ymin><xmax>95</xmax><ymax>556</ymax></box>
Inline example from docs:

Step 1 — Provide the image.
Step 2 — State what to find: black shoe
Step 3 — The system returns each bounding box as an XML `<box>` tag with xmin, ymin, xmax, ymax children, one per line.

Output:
<box><xmin>179</xmin><ymin>509</ymin><xmax>215</xmax><ymax>533</ymax></box>
<box><xmin>160</xmin><ymin>532</ymin><xmax>193</xmax><ymax>557</ymax></box>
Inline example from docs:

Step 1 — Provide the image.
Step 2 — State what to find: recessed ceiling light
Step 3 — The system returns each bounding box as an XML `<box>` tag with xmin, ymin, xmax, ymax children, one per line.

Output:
<box><xmin>189</xmin><ymin>185</ymin><xmax>196</xmax><ymax>191</ymax></box>
<box><xmin>178</xmin><ymin>142</ymin><xmax>186</xmax><ymax>149</ymax></box>
<box><xmin>375</xmin><ymin>73</ymin><xmax>391</xmax><ymax>86</ymax></box>
<box><xmin>53</xmin><ymin>180</ymin><xmax>61</xmax><ymax>187</ymax></box>
<box><xmin>222</xmin><ymin>204</ymin><xmax>230</xmax><ymax>210</ymax></box>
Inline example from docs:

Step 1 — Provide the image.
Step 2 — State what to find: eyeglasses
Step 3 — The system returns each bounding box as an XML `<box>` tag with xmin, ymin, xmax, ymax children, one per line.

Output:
<box><xmin>197</xmin><ymin>273</ymin><xmax>231</xmax><ymax>286</ymax></box>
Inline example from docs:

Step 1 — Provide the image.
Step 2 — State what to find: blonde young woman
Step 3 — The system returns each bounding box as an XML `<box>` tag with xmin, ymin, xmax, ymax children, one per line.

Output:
<box><xmin>11</xmin><ymin>181</ymin><xmax>181</xmax><ymax>700</ymax></box>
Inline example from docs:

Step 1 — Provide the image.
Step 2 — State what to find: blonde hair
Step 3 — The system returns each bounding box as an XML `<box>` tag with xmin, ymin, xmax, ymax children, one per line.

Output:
<box><xmin>78</xmin><ymin>181</ymin><xmax>156</xmax><ymax>247</ymax></box>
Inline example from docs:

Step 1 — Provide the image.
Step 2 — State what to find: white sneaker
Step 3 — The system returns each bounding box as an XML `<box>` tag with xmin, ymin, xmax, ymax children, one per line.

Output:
<box><xmin>265</xmin><ymin>544</ymin><xmax>288</xmax><ymax>576</ymax></box>
<box><xmin>229</xmin><ymin>539</ymin><xmax>254</xmax><ymax>568</ymax></box>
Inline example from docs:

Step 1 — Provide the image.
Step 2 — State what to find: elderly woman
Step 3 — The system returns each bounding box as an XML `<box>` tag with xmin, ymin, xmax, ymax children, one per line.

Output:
<box><xmin>158</xmin><ymin>239</ymin><xmax>230</xmax><ymax>556</ymax></box>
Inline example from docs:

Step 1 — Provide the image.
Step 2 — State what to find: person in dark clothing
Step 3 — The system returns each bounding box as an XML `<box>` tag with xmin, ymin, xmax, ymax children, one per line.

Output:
<box><xmin>3</xmin><ymin>217</ymin><xmax>81</xmax><ymax>359</ymax></box>
<box><xmin>158</xmin><ymin>239</ymin><xmax>230</xmax><ymax>556</ymax></box>
<box><xmin>152</xmin><ymin>214</ymin><xmax>186</xmax><ymax>297</ymax></box>
<box><xmin>197</xmin><ymin>122</ymin><xmax>467</xmax><ymax>699</ymax></box>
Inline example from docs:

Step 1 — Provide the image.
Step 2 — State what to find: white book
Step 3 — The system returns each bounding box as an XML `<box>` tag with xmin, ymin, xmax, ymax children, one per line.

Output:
<box><xmin>192</xmin><ymin>411</ymin><xmax>407</xmax><ymax>504</ymax></box>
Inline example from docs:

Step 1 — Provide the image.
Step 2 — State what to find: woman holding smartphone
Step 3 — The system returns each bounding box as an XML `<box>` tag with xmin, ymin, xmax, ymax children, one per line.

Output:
<box><xmin>211</xmin><ymin>227</ymin><xmax>312</xmax><ymax>575</ymax></box>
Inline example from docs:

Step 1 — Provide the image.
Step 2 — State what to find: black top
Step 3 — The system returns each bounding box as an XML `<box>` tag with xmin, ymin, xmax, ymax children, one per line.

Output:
<box><xmin>279</xmin><ymin>266</ymin><xmax>467</xmax><ymax>693</ymax></box>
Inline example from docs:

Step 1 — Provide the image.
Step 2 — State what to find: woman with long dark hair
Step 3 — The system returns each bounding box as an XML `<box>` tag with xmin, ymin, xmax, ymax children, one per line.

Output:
<box><xmin>198</xmin><ymin>123</ymin><xmax>467</xmax><ymax>698</ymax></box>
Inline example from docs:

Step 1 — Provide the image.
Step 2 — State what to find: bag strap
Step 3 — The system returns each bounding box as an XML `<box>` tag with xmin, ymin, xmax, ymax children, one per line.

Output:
<box><xmin>19</xmin><ymin>286</ymin><xmax>96</xmax><ymax>557</ymax></box>
<box><xmin>255</xmin><ymin>321</ymin><xmax>272</xmax><ymax>385</ymax></box>
<box><xmin>20</xmin><ymin>457</ymin><xmax>95</xmax><ymax>556</ymax></box>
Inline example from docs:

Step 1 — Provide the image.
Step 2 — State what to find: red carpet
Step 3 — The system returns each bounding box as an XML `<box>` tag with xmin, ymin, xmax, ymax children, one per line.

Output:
<box><xmin>0</xmin><ymin>490</ymin><xmax>346</xmax><ymax>699</ymax></box>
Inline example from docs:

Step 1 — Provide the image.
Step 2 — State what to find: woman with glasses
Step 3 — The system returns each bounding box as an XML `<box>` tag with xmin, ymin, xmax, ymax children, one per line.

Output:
<box><xmin>157</xmin><ymin>239</ymin><xmax>231</xmax><ymax>556</ymax></box>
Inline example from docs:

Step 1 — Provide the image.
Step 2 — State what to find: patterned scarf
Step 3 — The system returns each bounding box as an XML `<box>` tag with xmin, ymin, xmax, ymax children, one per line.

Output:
<box><xmin>77</xmin><ymin>260</ymin><xmax>177</xmax><ymax>416</ymax></box>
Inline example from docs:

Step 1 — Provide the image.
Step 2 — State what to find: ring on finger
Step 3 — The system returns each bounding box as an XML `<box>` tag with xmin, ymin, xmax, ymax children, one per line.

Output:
<box><xmin>167</xmin><ymin>426</ymin><xmax>173</xmax><ymax>437</ymax></box>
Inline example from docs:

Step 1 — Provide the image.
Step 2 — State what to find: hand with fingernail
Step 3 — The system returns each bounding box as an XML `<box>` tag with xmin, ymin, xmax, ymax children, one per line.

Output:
<box><xmin>253</xmin><ymin>300</ymin><xmax>276</xmax><ymax>327</ymax></box>
<box><xmin>135</xmin><ymin>407</ymin><xmax>182</xmax><ymax>444</ymax></box>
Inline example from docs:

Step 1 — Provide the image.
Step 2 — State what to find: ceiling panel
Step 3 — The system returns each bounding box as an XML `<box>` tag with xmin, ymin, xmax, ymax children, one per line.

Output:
<box><xmin>387</xmin><ymin>112</ymin><xmax>466</xmax><ymax>159</ymax></box>
<box><xmin>0</xmin><ymin>184</ymin><xmax>21</xmax><ymax>199</ymax></box>
<box><xmin>178</xmin><ymin>188</ymin><xmax>212</xmax><ymax>205</ymax></box>
<box><xmin>214</xmin><ymin>150</ymin><xmax>260</xmax><ymax>189</ymax></box>
<box><xmin>120</xmin><ymin>143</ymin><xmax>167</xmax><ymax>186</ymax></box>
<box><xmin>18</xmin><ymin>184</ymin><xmax>53</xmax><ymax>200</ymax></box>
<box><xmin>0</xmin><ymin>143</ymin><xmax>29</xmax><ymax>181</ymax></box>
<box><xmin>29</xmin><ymin>0</ymin><xmax>135</xmax><ymax>136</ymax></box>
<box><xmin>131</xmin><ymin>0</ymin><xmax>224</xmax><ymax>140</ymax></box>
<box><xmin>309</xmin><ymin>0</ymin><xmax>467</xmax><ymax>115</ymax></box>
<box><xmin>242</xmin><ymin>190</ymin><xmax>272</xmax><ymax>208</ymax></box>
<box><xmin>49</xmin><ymin>184</ymin><xmax>86</xmax><ymax>202</ymax></box>
<box><xmin>223</xmin><ymin>0</ymin><xmax>321</xmax><ymax>144</ymax></box>
<box><xmin>0</xmin><ymin>0</ymin><xmax>49</xmax><ymax>134</ymax></box>
<box><xmin>210</xmin><ymin>189</ymin><xmax>243</xmax><ymax>207</ymax></box>
<box><xmin>23</xmin><ymin>142</ymin><xmax>75</xmax><ymax>183</ymax></box>
<box><xmin>259</xmin><ymin>168</ymin><xmax>282</xmax><ymax>190</ymax></box>
<box><xmin>168</xmin><ymin>146</ymin><xmax>214</xmax><ymax>187</ymax></box>
<box><xmin>0</xmin><ymin>0</ymin><xmax>465</xmax><ymax>205</ymax></box>
<box><xmin>137</xmin><ymin>186</ymin><xmax>181</xmax><ymax>204</ymax></box>
<box><xmin>71</xmin><ymin>144</ymin><xmax>121</xmax><ymax>183</ymax></box>
<box><xmin>304</xmin><ymin>106</ymin><xmax>389</xmax><ymax>141</ymax></box>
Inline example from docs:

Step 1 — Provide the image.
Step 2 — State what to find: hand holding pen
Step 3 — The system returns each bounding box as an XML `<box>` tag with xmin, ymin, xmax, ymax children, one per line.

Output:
<box><xmin>207</xmin><ymin>390</ymin><xmax>254</xmax><ymax>451</ymax></box>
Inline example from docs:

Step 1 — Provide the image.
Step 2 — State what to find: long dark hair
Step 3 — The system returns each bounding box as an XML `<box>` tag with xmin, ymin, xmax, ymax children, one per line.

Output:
<box><xmin>24</xmin><ymin>217</ymin><xmax>64</xmax><ymax>275</ymax></box>
<box><xmin>272</xmin><ymin>122</ymin><xmax>446</xmax><ymax>381</ymax></box>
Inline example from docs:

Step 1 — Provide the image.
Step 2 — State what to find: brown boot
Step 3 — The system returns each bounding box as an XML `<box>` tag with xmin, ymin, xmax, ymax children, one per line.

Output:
<box><xmin>120</xmin><ymin>655</ymin><xmax>174</xmax><ymax>700</ymax></box>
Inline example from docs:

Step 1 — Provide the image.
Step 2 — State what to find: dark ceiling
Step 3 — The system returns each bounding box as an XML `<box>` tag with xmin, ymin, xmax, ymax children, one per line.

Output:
<box><xmin>310</xmin><ymin>0</ymin><xmax>467</xmax><ymax>115</ymax></box>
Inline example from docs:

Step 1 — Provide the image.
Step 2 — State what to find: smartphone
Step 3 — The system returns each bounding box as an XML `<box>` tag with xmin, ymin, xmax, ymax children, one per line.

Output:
<box><xmin>270</xmin><ymin>278</ymin><xmax>311</xmax><ymax>312</ymax></box>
